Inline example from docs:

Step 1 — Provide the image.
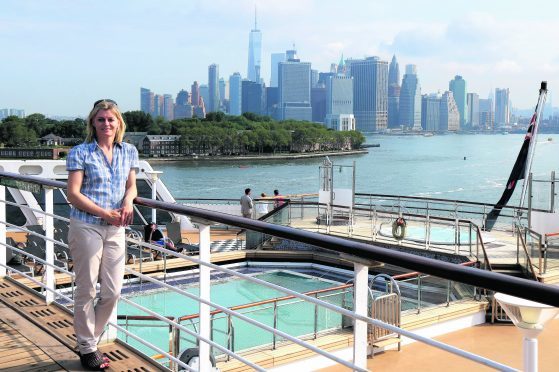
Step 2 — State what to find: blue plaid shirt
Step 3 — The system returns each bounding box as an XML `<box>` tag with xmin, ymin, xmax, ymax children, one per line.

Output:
<box><xmin>66</xmin><ymin>140</ymin><xmax>139</xmax><ymax>225</ymax></box>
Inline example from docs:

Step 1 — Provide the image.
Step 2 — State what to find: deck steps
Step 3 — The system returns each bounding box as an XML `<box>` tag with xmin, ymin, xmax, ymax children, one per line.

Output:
<box><xmin>491</xmin><ymin>263</ymin><xmax>530</xmax><ymax>278</ymax></box>
<box><xmin>0</xmin><ymin>277</ymin><xmax>168</xmax><ymax>372</ymax></box>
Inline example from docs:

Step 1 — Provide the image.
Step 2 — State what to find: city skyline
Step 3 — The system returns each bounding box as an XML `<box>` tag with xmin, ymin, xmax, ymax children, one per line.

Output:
<box><xmin>2</xmin><ymin>0</ymin><xmax>558</xmax><ymax>117</ymax></box>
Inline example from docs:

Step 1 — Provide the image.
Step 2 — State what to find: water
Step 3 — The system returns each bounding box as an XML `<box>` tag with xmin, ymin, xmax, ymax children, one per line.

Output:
<box><xmin>154</xmin><ymin>134</ymin><xmax>558</xmax><ymax>204</ymax></box>
<box><xmin>118</xmin><ymin>271</ymin><xmax>345</xmax><ymax>357</ymax></box>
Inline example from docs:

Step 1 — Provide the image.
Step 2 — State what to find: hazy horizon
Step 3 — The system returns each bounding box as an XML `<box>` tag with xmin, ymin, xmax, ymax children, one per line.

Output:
<box><xmin>1</xmin><ymin>0</ymin><xmax>558</xmax><ymax>117</ymax></box>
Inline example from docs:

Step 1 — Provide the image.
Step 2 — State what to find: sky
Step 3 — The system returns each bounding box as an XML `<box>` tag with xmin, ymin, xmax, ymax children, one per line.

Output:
<box><xmin>1</xmin><ymin>0</ymin><xmax>558</xmax><ymax>117</ymax></box>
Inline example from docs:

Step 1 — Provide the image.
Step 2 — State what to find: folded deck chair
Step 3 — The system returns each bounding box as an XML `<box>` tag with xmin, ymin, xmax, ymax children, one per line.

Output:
<box><xmin>165</xmin><ymin>221</ymin><xmax>198</xmax><ymax>254</ymax></box>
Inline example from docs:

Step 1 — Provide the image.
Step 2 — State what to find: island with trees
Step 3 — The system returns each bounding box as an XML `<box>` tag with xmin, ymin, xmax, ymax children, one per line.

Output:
<box><xmin>0</xmin><ymin>112</ymin><xmax>366</xmax><ymax>159</ymax></box>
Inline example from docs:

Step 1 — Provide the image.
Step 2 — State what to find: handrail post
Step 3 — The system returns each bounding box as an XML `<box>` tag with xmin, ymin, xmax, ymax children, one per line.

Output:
<box><xmin>468</xmin><ymin>222</ymin><xmax>472</xmax><ymax>256</ymax></box>
<box><xmin>227</xmin><ymin>314</ymin><xmax>233</xmax><ymax>360</ymax></box>
<box><xmin>169</xmin><ymin>321</ymin><xmax>175</xmax><ymax>371</ymax></box>
<box><xmin>44</xmin><ymin>186</ymin><xmax>55</xmax><ymax>304</ymax></box>
<box><xmin>551</xmin><ymin>171</ymin><xmax>556</xmax><ymax>213</ymax></box>
<box><xmin>198</xmin><ymin>223</ymin><xmax>211</xmax><ymax>371</ymax></box>
<box><xmin>273</xmin><ymin>301</ymin><xmax>278</xmax><ymax>349</ymax></box>
<box><xmin>174</xmin><ymin>321</ymin><xmax>181</xmax><ymax>364</ymax></box>
<box><xmin>350</xmin><ymin>259</ymin><xmax>369</xmax><ymax>369</ymax></box>
<box><xmin>314</xmin><ymin>293</ymin><xmax>319</xmax><ymax>339</ymax></box>
<box><xmin>0</xmin><ymin>185</ymin><xmax>5</xmax><ymax>278</ymax></box>
<box><xmin>446</xmin><ymin>280</ymin><xmax>451</xmax><ymax>307</ymax></box>
<box><xmin>417</xmin><ymin>275</ymin><xmax>422</xmax><ymax>314</ymax></box>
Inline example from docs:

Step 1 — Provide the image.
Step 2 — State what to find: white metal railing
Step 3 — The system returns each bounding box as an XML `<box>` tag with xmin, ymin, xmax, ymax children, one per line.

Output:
<box><xmin>0</xmin><ymin>177</ymin><xmax>534</xmax><ymax>371</ymax></box>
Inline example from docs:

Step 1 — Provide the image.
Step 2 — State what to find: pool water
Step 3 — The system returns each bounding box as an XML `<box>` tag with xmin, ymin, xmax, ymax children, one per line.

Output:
<box><xmin>117</xmin><ymin>271</ymin><xmax>348</xmax><ymax>358</ymax></box>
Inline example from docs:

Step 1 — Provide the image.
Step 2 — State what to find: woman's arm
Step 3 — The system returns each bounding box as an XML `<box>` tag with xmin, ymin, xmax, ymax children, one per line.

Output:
<box><xmin>67</xmin><ymin>170</ymin><xmax>121</xmax><ymax>225</ymax></box>
<box><xmin>119</xmin><ymin>169</ymin><xmax>137</xmax><ymax>226</ymax></box>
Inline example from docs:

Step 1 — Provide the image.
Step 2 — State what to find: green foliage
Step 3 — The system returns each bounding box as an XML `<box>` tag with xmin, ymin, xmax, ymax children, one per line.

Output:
<box><xmin>0</xmin><ymin>110</ymin><xmax>363</xmax><ymax>155</ymax></box>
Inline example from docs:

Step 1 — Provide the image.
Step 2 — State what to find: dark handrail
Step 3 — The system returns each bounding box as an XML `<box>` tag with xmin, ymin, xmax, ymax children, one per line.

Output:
<box><xmin>2</xmin><ymin>170</ymin><xmax>559</xmax><ymax>307</ymax></box>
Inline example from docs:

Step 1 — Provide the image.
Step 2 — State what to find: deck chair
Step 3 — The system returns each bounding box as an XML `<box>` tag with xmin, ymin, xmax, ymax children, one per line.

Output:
<box><xmin>5</xmin><ymin>237</ymin><xmax>33</xmax><ymax>277</ymax></box>
<box><xmin>125</xmin><ymin>228</ymin><xmax>154</xmax><ymax>264</ymax></box>
<box><xmin>165</xmin><ymin>221</ymin><xmax>199</xmax><ymax>254</ymax></box>
<box><xmin>53</xmin><ymin>220</ymin><xmax>71</xmax><ymax>261</ymax></box>
<box><xmin>25</xmin><ymin>225</ymin><xmax>68</xmax><ymax>274</ymax></box>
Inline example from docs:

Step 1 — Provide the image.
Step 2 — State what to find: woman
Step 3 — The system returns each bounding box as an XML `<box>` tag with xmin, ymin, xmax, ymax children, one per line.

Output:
<box><xmin>66</xmin><ymin>99</ymin><xmax>139</xmax><ymax>370</ymax></box>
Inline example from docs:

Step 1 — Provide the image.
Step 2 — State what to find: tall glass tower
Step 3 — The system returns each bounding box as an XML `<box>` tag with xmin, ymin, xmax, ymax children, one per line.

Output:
<box><xmin>247</xmin><ymin>8</ymin><xmax>262</xmax><ymax>83</ymax></box>
<box><xmin>399</xmin><ymin>64</ymin><xmax>421</xmax><ymax>129</ymax></box>
<box><xmin>388</xmin><ymin>55</ymin><xmax>401</xmax><ymax>128</ymax></box>
<box><xmin>208</xmin><ymin>64</ymin><xmax>220</xmax><ymax>113</ymax></box>
<box><xmin>449</xmin><ymin>75</ymin><xmax>467</xmax><ymax>130</ymax></box>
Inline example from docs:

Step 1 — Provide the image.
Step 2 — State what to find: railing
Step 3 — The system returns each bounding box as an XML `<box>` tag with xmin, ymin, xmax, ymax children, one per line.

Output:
<box><xmin>2</xmin><ymin>172</ymin><xmax>559</xmax><ymax>371</ymax></box>
<box><xmin>517</xmin><ymin>225</ymin><xmax>559</xmax><ymax>276</ymax></box>
<box><xmin>285</xmin><ymin>201</ymin><xmax>492</xmax><ymax>269</ymax></box>
<box><xmin>354</xmin><ymin>192</ymin><xmax>534</xmax><ymax>232</ymax></box>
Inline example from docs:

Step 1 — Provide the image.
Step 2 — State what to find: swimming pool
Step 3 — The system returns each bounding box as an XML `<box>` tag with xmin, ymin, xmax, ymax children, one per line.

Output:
<box><xmin>380</xmin><ymin>224</ymin><xmax>474</xmax><ymax>245</ymax></box>
<box><xmin>117</xmin><ymin>270</ymin><xmax>349</xmax><ymax>358</ymax></box>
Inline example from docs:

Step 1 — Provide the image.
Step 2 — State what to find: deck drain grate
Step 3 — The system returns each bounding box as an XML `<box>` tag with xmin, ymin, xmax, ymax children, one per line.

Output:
<box><xmin>14</xmin><ymin>298</ymin><xmax>39</xmax><ymax>307</ymax></box>
<box><xmin>47</xmin><ymin>319</ymin><xmax>73</xmax><ymax>329</ymax></box>
<box><xmin>1</xmin><ymin>290</ymin><xmax>23</xmax><ymax>298</ymax></box>
<box><xmin>106</xmin><ymin>349</ymin><xmax>130</xmax><ymax>361</ymax></box>
<box><xmin>30</xmin><ymin>308</ymin><xmax>56</xmax><ymax>317</ymax></box>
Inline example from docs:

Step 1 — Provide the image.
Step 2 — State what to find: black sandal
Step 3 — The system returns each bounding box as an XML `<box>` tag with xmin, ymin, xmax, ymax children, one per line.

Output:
<box><xmin>78</xmin><ymin>350</ymin><xmax>110</xmax><ymax>370</ymax></box>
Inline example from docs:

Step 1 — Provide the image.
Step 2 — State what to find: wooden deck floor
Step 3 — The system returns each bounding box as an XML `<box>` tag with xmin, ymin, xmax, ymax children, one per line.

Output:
<box><xmin>0</xmin><ymin>277</ymin><xmax>167</xmax><ymax>372</ymax></box>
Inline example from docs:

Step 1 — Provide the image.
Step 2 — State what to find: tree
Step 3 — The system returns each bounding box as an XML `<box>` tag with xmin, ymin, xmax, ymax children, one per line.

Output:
<box><xmin>123</xmin><ymin>111</ymin><xmax>154</xmax><ymax>132</ymax></box>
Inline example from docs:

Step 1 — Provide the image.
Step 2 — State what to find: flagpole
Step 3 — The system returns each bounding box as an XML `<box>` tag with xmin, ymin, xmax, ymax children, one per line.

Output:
<box><xmin>518</xmin><ymin>81</ymin><xmax>548</xmax><ymax>211</ymax></box>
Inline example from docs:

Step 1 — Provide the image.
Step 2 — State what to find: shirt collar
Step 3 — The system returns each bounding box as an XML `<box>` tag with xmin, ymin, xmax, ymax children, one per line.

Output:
<box><xmin>89</xmin><ymin>139</ymin><xmax>123</xmax><ymax>151</ymax></box>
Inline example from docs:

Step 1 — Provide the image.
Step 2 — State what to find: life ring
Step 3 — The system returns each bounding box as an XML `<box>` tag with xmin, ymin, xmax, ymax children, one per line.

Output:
<box><xmin>392</xmin><ymin>217</ymin><xmax>406</xmax><ymax>240</ymax></box>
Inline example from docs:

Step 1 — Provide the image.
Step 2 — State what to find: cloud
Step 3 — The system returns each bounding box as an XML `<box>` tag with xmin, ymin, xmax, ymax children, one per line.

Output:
<box><xmin>494</xmin><ymin>60</ymin><xmax>522</xmax><ymax>74</ymax></box>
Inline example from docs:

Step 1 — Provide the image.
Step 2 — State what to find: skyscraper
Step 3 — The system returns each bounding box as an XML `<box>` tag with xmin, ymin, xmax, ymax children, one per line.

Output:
<box><xmin>325</xmin><ymin>75</ymin><xmax>355</xmax><ymax>130</ymax></box>
<box><xmin>191</xmin><ymin>81</ymin><xmax>200</xmax><ymax>107</ymax></box>
<box><xmin>278</xmin><ymin>56</ymin><xmax>312</xmax><ymax>121</ymax></box>
<box><xmin>219</xmin><ymin>78</ymin><xmax>228</xmax><ymax>101</ymax></box>
<box><xmin>311</xmin><ymin>86</ymin><xmax>326</xmax><ymax>122</ymax></box>
<box><xmin>174</xmin><ymin>89</ymin><xmax>193</xmax><ymax>119</ymax></box>
<box><xmin>421</xmin><ymin>93</ymin><xmax>441</xmax><ymax>132</ymax></box>
<box><xmin>176</xmin><ymin>89</ymin><xmax>190</xmax><ymax>105</ymax></box>
<box><xmin>495</xmin><ymin>88</ymin><xmax>510</xmax><ymax>127</ymax></box>
<box><xmin>479</xmin><ymin>98</ymin><xmax>494</xmax><ymax>130</ymax></box>
<box><xmin>140</xmin><ymin>87</ymin><xmax>155</xmax><ymax>116</ymax></box>
<box><xmin>440</xmin><ymin>91</ymin><xmax>460</xmax><ymax>131</ymax></box>
<box><xmin>229</xmin><ymin>73</ymin><xmax>242</xmax><ymax>116</ymax></box>
<box><xmin>466</xmin><ymin>93</ymin><xmax>480</xmax><ymax>128</ymax></box>
<box><xmin>163</xmin><ymin>94</ymin><xmax>174</xmax><ymax>121</ymax></box>
<box><xmin>270</xmin><ymin>52</ymin><xmax>286</xmax><ymax>87</ymax></box>
<box><xmin>311</xmin><ymin>69</ymin><xmax>319</xmax><ymax>88</ymax></box>
<box><xmin>449</xmin><ymin>75</ymin><xmax>467</xmax><ymax>130</ymax></box>
<box><xmin>199</xmin><ymin>85</ymin><xmax>209</xmax><ymax>110</ymax></box>
<box><xmin>349</xmin><ymin>57</ymin><xmax>388</xmax><ymax>132</ymax></box>
<box><xmin>153</xmin><ymin>94</ymin><xmax>162</xmax><ymax>117</ymax></box>
<box><xmin>242</xmin><ymin>80</ymin><xmax>264</xmax><ymax>115</ymax></box>
<box><xmin>388</xmin><ymin>55</ymin><xmax>401</xmax><ymax>128</ymax></box>
<box><xmin>208</xmin><ymin>64</ymin><xmax>220</xmax><ymax>112</ymax></box>
<box><xmin>247</xmin><ymin>9</ymin><xmax>262</xmax><ymax>83</ymax></box>
<box><xmin>399</xmin><ymin>64</ymin><xmax>421</xmax><ymax>129</ymax></box>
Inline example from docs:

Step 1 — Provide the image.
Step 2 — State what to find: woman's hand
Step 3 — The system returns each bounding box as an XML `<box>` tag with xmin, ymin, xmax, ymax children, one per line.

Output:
<box><xmin>104</xmin><ymin>209</ymin><xmax>122</xmax><ymax>226</ymax></box>
<box><xmin>119</xmin><ymin>201</ymin><xmax>134</xmax><ymax>226</ymax></box>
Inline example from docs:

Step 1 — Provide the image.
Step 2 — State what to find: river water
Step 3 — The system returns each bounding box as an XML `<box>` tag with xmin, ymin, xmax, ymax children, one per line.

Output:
<box><xmin>152</xmin><ymin>134</ymin><xmax>558</xmax><ymax>205</ymax></box>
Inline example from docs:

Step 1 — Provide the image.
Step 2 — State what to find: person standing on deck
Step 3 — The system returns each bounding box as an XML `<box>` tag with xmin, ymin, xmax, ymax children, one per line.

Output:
<box><xmin>273</xmin><ymin>189</ymin><xmax>285</xmax><ymax>208</ymax></box>
<box><xmin>66</xmin><ymin>99</ymin><xmax>139</xmax><ymax>370</ymax></box>
<box><xmin>240</xmin><ymin>188</ymin><xmax>253</xmax><ymax>218</ymax></box>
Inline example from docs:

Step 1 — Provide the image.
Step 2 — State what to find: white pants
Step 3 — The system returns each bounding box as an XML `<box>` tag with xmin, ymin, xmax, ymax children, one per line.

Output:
<box><xmin>68</xmin><ymin>219</ymin><xmax>125</xmax><ymax>354</ymax></box>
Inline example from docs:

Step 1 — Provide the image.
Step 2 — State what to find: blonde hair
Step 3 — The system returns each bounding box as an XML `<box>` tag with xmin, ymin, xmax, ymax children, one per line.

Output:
<box><xmin>85</xmin><ymin>100</ymin><xmax>126</xmax><ymax>143</ymax></box>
